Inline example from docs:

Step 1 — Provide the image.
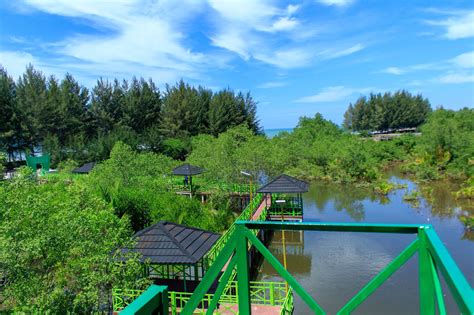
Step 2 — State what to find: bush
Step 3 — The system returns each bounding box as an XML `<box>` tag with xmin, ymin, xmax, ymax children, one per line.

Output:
<box><xmin>0</xmin><ymin>178</ymin><xmax>148</xmax><ymax>312</ymax></box>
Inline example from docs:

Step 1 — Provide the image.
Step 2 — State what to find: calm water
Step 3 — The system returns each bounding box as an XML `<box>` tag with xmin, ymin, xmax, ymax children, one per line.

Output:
<box><xmin>257</xmin><ymin>171</ymin><xmax>474</xmax><ymax>314</ymax></box>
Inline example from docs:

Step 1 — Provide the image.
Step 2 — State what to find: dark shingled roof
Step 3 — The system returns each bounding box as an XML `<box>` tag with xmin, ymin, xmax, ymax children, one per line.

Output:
<box><xmin>72</xmin><ymin>162</ymin><xmax>97</xmax><ymax>174</ymax></box>
<box><xmin>125</xmin><ymin>221</ymin><xmax>220</xmax><ymax>264</ymax></box>
<box><xmin>257</xmin><ymin>174</ymin><xmax>309</xmax><ymax>193</ymax></box>
<box><xmin>172</xmin><ymin>163</ymin><xmax>204</xmax><ymax>176</ymax></box>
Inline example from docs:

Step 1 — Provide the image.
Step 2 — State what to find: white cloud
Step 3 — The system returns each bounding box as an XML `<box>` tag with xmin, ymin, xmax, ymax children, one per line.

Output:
<box><xmin>379</xmin><ymin>50</ymin><xmax>474</xmax><ymax>86</ymax></box>
<box><xmin>210</xmin><ymin>28</ymin><xmax>252</xmax><ymax>60</ymax></box>
<box><xmin>426</xmin><ymin>10</ymin><xmax>474</xmax><ymax>39</ymax></box>
<box><xmin>207</xmin><ymin>0</ymin><xmax>278</xmax><ymax>31</ymax></box>
<box><xmin>271</xmin><ymin>16</ymin><xmax>299</xmax><ymax>32</ymax></box>
<box><xmin>317</xmin><ymin>0</ymin><xmax>355</xmax><ymax>7</ymax></box>
<box><xmin>254</xmin><ymin>48</ymin><xmax>314</xmax><ymax>69</ymax></box>
<box><xmin>451</xmin><ymin>51</ymin><xmax>474</xmax><ymax>68</ymax></box>
<box><xmin>207</xmin><ymin>0</ymin><xmax>311</xmax><ymax>68</ymax></box>
<box><xmin>287</xmin><ymin>4</ymin><xmax>300</xmax><ymax>15</ymax></box>
<box><xmin>295</xmin><ymin>86</ymin><xmax>370</xmax><ymax>103</ymax></box>
<box><xmin>11</xmin><ymin>0</ymin><xmax>211</xmax><ymax>86</ymax></box>
<box><xmin>257</xmin><ymin>81</ymin><xmax>287</xmax><ymax>89</ymax></box>
<box><xmin>0</xmin><ymin>51</ymin><xmax>38</xmax><ymax>79</ymax></box>
<box><xmin>319</xmin><ymin>44</ymin><xmax>365</xmax><ymax>59</ymax></box>
<box><xmin>381</xmin><ymin>67</ymin><xmax>405</xmax><ymax>75</ymax></box>
<box><xmin>438</xmin><ymin>72</ymin><xmax>474</xmax><ymax>84</ymax></box>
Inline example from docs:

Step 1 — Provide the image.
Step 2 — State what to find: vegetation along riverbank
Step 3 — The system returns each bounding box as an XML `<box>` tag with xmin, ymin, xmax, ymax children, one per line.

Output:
<box><xmin>0</xmin><ymin>65</ymin><xmax>472</xmax><ymax>312</ymax></box>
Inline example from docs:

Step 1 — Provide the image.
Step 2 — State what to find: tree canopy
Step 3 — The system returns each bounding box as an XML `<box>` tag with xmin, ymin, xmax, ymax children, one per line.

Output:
<box><xmin>0</xmin><ymin>65</ymin><xmax>261</xmax><ymax>166</ymax></box>
<box><xmin>343</xmin><ymin>90</ymin><xmax>432</xmax><ymax>132</ymax></box>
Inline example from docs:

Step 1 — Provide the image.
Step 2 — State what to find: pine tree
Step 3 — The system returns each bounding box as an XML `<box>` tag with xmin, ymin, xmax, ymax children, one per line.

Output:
<box><xmin>15</xmin><ymin>64</ymin><xmax>48</xmax><ymax>154</ymax></box>
<box><xmin>0</xmin><ymin>68</ymin><xmax>16</xmax><ymax>160</ymax></box>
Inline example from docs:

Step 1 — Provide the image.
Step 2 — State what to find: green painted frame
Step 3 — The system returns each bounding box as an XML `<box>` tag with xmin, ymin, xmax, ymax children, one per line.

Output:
<box><xmin>180</xmin><ymin>221</ymin><xmax>474</xmax><ymax>315</ymax></box>
<box><xmin>120</xmin><ymin>285</ymin><xmax>168</xmax><ymax>315</ymax></box>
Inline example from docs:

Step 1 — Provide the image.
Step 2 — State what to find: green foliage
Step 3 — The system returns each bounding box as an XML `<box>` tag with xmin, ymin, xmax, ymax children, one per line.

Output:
<box><xmin>162</xmin><ymin>138</ymin><xmax>189</xmax><ymax>160</ymax></box>
<box><xmin>455</xmin><ymin>178</ymin><xmax>474</xmax><ymax>200</ymax></box>
<box><xmin>344</xmin><ymin>90</ymin><xmax>431</xmax><ymax>131</ymax></box>
<box><xmin>415</xmin><ymin>108</ymin><xmax>473</xmax><ymax>177</ymax></box>
<box><xmin>188</xmin><ymin>115</ymin><xmax>406</xmax><ymax>185</ymax></box>
<box><xmin>0</xmin><ymin>68</ymin><xmax>16</xmax><ymax>157</ymax></box>
<box><xmin>0</xmin><ymin>151</ymin><xmax>6</xmax><ymax>175</ymax></box>
<box><xmin>0</xmin><ymin>177</ymin><xmax>148</xmax><ymax>313</ymax></box>
<box><xmin>0</xmin><ymin>65</ymin><xmax>261</xmax><ymax>166</ymax></box>
<box><xmin>56</xmin><ymin>159</ymin><xmax>79</xmax><ymax>173</ymax></box>
<box><xmin>90</xmin><ymin>142</ymin><xmax>221</xmax><ymax>232</ymax></box>
<box><xmin>188</xmin><ymin>125</ymin><xmax>271</xmax><ymax>183</ymax></box>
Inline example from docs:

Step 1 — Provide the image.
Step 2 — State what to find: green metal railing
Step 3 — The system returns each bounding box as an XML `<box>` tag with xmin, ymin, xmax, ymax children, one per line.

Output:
<box><xmin>113</xmin><ymin>288</ymin><xmax>145</xmax><ymax>311</ymax></box>
<box><xmin>114</xmin><ymin>280</ymin><xmax>291</xmax><ymax>313</ymax></box>
<box><xmin>269</xmin><ymin>195</ymin><xmax>303</xmax><ymax>217</ymax></box>
<box><xmin>280</xmin><ymin>287</ymin><xmax>294</xmax><ymax>315</ymax></box>
<box><xmin>204</xmin><ymin>194</ymin><xmax>264</xmax><ymax>267</ymax></box>
<box><xmin>169</xmin><ymin>177</ymin><xmax>256</xmax><ymax>195</ymax></box>
<box><xmin>118</xmin><ymin>285</ymin><xmax>168</xmax><ymax>315</ymax></box>
<box><xmin>180</xmin><ymin>222</ymin><xmax>474</xmax><ymax>315</ymax></box>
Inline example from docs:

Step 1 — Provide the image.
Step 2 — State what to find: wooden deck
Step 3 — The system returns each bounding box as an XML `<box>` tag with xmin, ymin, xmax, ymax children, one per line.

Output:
<box><xmin>219</xmin><ymin>303</ymin><xmax>282</xmax><ymax>314</ymax></box>
<box><xmin>269</xmin><ymin>214</ymin><xmax>303</xmax><ymax>222</ymax></box>
<box><xmin>170</xmin><ymin>304</ymin><xmax>282</xmax><ymax>315</ymax></box>
<box><xmin>251</xmin><ymin>194</ymin><xmax>271</xmax><ymax>220</ymax></box>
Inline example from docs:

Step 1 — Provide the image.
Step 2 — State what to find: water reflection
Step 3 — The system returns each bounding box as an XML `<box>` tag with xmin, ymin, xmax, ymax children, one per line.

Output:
<box><xmin>258</xmin><ymin>171</ymin><xmax>474</xmax><ymax>314</ymax></box>
<box><xmin>305</xmin><ymin>182</ymin><xmax>388</xmax><ymax>221</ymax></box>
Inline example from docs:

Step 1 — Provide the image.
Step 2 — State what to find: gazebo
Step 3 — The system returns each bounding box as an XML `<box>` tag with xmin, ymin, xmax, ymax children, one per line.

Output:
<box><xmin>172</xmin><ymin>163</ymin><xmax>204</xmax><ymax>196</ymax></box>
<box><xmin>257</xmin><ymin>174</ymin><xmax>309</xmax><ymax>221</ymax></box>
<box><xmin>72</xmin><ymin>162</ymin><xmax>97</xmax><ymax>174</ymax></box>
<box><xmin>123</xmin><ymin>221</ymin><xmax>219</xmax><ymax>292</ymax></box>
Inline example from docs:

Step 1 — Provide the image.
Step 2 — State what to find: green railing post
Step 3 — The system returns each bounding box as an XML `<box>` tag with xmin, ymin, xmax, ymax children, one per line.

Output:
<box><xmin>419</xmin><ymin>227</ymin><xmax>436</xmax><ymax>315</ymax></box>
<box><xmin>270</xmin><ymin>282</ymin><xmax>275</xmax><ymax>305</ymax></box>
<box><xmin>120</xmin><ymin>285</ymin><xmax>168</xmax><ymax>315</ymax></box>
<box><xmin>170</xmin><ymin>291</ymin><xmax>176</xmax><ymax>315</ymax></box>
<box><xmin>235</xmin><ymin>223</ymin><xmax>251</xmax><ymax>315</ymax></box>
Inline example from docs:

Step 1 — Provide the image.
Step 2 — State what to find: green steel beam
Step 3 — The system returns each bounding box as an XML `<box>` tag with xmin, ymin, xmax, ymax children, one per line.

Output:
<box><xmin>206</xmin><ymin>255</ymin><xmax>238</xmax><ymax>315</ymax></box>
<box><xmin>337</xmin><ymin>238</ymin><xmax>419</xmax><ymax>314</ymax></box>
<box><xmin>120</xmin><ymin>285</ymin><xmax>168</xmax><ymax>315</ymax></box>
<box><xmin>419</xmin><ymin>228</ymin><xmax>436</xmax><ymax>315</ymax></box>
<box><xmin>242</xmin><ymin>225</ymin><xmax>326</xmax><ymax>315</ymax></box>
<box><xmin>180</xmin><ymin>234</ymin><xmax>237</xmax><ymax>315</ymax></box>
<box><xmin>241</xmin><ymin>221</ymin><xmax>422</xmax><ymax>234</ymax></box>
<box><xmin>430</xmin><ymin>254</ymin><xmax>446</xmax><ymax>315</ymax></box>
<box><xmin>236</xmin><ymin>224</ymin><xmax>252</xmax><ymax>315</ymax></box>
<box><xmin>424</xmin><ymin>227</ymin><xmax>474</xmax><ymax>314</ymax></box>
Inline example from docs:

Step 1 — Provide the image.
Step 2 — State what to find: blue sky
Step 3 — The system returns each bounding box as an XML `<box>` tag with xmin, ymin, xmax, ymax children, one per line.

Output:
<box><xmin>0</xmin><ymin>0</ymin><xmax>473</xmax><ymax>129</ymax></box>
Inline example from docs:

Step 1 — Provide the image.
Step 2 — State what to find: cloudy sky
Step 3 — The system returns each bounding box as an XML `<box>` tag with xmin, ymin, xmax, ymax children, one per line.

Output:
<box><xmin>0</xmin><ymin>0</ymin><xmax>473</xmax><ymax>129</ymax></box>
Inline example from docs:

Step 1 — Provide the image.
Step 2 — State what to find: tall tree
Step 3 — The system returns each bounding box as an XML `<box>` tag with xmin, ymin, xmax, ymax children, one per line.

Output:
<box><xmin>0</xmin><ymin>68</ymin><xmax>17</xmax><ymax>160</ymax></box>
<box><xmin>89</xmin><ymin>79</ymin><xmax>124</xmax><ymax>134</ymax></box>
<box><xmin>15</xmin><ymin>64</ymin><xmax>48</xmax><ymax>153</ymax></box>
<box><xmin>122</xmin><ymin>77</ymin><xmax>161</xmax><ymax>134</ymax></box>
<box><xmin>58</xmin><ymin>73</ymin><xmax>89</xmax><ymax>143</ymax></box>
<box><xmin>161</xmin><ymin>80</ymin><xmax>202</xmax><ymax>137</ymax></box>
<box><xmin>344</xmin><ymin>90</ymin><xmax>431</xmax><ymax>132</ymax></box>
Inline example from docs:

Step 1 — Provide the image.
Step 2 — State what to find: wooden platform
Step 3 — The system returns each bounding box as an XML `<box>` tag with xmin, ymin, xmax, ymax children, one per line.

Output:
<box><xmin>219</xmin><ymin>303</ymin><xmax>283</xmax><ymax>314</ymax></box>
<box><xmin>170</xmin><ymin>303</ymin><xmax>282</xmax><ymax>315</ymax></box>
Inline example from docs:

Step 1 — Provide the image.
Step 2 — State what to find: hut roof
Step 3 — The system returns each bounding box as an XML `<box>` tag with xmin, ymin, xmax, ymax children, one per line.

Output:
<box><xmin>72</xmin><ymin>162</ymin><xmax>97</xmax><ymax>174</ymax></box>
<box><xmin>172</xmin><ymin>163</ymin><xmax>204</xmax><ymax>176</ymax></box>
<box><xmin>257</xmin><ymin>174</ymin><xmax>309</xmax><ymax>194</ymax></box>
<box><xmin>125</xmin><ymin>221</ymin><xmax>219</xmax><ymax>264</ymax></box>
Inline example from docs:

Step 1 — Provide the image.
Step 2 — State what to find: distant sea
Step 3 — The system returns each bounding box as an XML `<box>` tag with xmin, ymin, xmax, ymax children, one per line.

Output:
<box><xmin>264</xmin><ymin>128</ymin><xmax>294</xmax><ymax>138</ymax></box>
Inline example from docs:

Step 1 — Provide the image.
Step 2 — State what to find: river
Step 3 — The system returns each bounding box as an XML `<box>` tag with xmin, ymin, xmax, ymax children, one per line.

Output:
<box><xmin>257</xmin><ymin>170</ymin><xmax>474</xmax><ymax>314</ymax></box>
